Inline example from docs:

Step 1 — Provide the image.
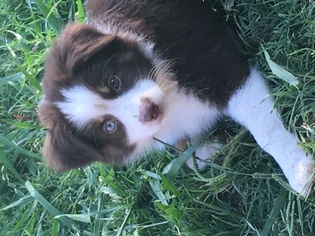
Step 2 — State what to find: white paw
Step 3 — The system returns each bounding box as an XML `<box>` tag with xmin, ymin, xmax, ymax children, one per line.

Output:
<box><xmin>186</xmin><ymin>141</ymin><xmax>223</xmax><ymax>170</ymax></box>
<box><xmin>288</xmin><ymin>156</ymin><xmax>314</xmax><ymax>195</ymax></box>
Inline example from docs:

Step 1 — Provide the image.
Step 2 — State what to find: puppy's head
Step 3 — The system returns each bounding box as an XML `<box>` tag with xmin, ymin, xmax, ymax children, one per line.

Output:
<box><xmin>39</xmin><ymin>23</ymin><xmax>175</xmax><ymax>171</ymax></box>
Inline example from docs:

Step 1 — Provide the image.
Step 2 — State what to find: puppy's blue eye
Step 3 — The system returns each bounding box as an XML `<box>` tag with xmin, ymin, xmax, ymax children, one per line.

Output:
<box><xmin>104</xmin><ymin>120</ymin><xmax>117</xmax><ymax>133</ymax></box>
<box><xmin>108</xmin><ymin>76</ymin><xmax>121</xmax><ymax>91</ymax></box>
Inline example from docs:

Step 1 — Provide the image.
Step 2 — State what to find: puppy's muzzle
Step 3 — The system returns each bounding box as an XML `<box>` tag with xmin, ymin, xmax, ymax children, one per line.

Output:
<box><xmin>139</xmin><ymin>97</ymin><xmax>162</xmax><ymax>123</ymax></box>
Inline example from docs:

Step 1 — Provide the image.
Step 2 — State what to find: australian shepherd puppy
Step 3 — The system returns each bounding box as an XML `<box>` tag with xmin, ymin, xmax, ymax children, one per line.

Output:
<box><xmin>39</xmin><ymin>0</ymin><xmax>313</xmax><ymax>195</ymax></box>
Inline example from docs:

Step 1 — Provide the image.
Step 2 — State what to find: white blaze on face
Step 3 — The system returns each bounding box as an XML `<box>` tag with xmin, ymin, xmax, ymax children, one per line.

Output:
<box><xmin>56</xmin><ymin>86</ymin><xmax>107</xmax><ymax>129</ymax></box>
<box><xmin>110</xmin><ymin>79</ymin><xmax>164</xmax><ymax>143</ymax></box>
<box><xmin>56</xmin><ymin>79</ymin><xmax>164</xmax><ymax>144</ymax></box>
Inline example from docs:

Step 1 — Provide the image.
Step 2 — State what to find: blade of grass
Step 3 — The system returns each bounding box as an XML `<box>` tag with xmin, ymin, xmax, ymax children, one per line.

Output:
<box><xmin>51</xmin><ymin>219</ymin><xmax>59</xmax><ymax>236</ymax></box>
<box><xmin>150</xmin><ymin>181</ymin><xmax>168</xmax><ymax>205</ymax></box>
<box><xmin>3</xmin><ymin>120</ymin><xmax>36</xmax><ymax>129</ymax></box>
<box><xmin>261</xmin><ymin>187</ymin><xmax>288</xmax><ymax>236</ymax></box>
<box><xmin>16</xmin><ymin>63</ymin><xmax>41</xmax><ymax>91</ymax></box>
<box><xmin>33</xmin><ymin>0</ymin><xmax>64</xmax><ymax>32</ymax></box>
<box><xmin>54</xmin><ymin>214</ymin><xmax>91</xmax><ymax>223</ymax></box>
<box><xmin>0</xmin><ymin>72</ymin><xmax>24</xmax><ymax>85</ymax></box>
<box><xmin>154</xmin><ymin>202</ymin><xmax>183</xmax><ymax>222</ymax></box>
<box><xmin>116</xmin><ymin>205</ymin><xmax>134</xmax><ymax>236</ymax></box>
<box><xmin>262</xmin><ymin>46</ymin><xmax>299</xmax><ymax>86</ymax></box>
<box><xmin>76</xmin><ymin>0</ymin><xmax>85</xmax><ymax>22</ymax></box>
<box><xmin>0</xmin><ymin>150</ymin><xmax>25</xmax><ymax>183</ymax></box>
<box><xmin>159</xmin><ymin>174</ymin><xmax>180</xmax><ymax>199</ymax></box>
<box><xmin>162</xmin><ymin>131</ymin><xmax>214</xmax><ymax>177</ymax></box>
<box><xmin>0</xmin><ymin>134</ymin><xmax>42</xmax><ymax>161</ymax></box>
<box><xmin>0</xmin><ymin>195</ymin><xmax>33</xmax><ymax>211</ymax></box>
<box><xmin>25</xmin><ymin>181</ymin><xmax>73</xmax><ymax>229</ymax></box>
<box><xmin>14</xmin><ymin>200</ymin><xmax>39</xmax><ymax>231</ymax></box>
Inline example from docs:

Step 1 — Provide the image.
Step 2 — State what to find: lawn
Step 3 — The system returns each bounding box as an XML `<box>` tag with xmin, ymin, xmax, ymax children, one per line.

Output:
<box><xmin>0</xmin><ymin>0</ymin><xmax>314</xmax><ymax>235</ymax></box>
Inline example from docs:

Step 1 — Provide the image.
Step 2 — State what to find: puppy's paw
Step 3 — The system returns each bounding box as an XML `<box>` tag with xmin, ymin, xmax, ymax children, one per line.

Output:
<box><xmin>186</xmin><ymin>141</ymin><xmax>223</xmax><ymax>170</ymax></box>
<box><xmin>288</xmin><ymin>156</ymin><xmax>314</xmax><ymax>196</ymax></box>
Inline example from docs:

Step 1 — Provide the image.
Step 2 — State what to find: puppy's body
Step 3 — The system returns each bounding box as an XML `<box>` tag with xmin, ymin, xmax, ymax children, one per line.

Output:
<box><xmin>39</xmin><ymin>0</ymin><xmax>313</xmax><ymax>194</ymax></box>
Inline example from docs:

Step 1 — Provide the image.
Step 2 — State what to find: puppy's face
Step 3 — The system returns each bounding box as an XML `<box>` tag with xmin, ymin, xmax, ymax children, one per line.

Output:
<box><xmin>39</xmin><ymin>23</ymin><xmax>175</xmax><ymax>171</ymax></box>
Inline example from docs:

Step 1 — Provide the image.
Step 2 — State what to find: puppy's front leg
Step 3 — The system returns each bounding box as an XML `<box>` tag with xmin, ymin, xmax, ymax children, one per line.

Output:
<box><xmin>225</xmin><ymin>67</ymin><xmax>314</xmax><ymax>195</ymax></box>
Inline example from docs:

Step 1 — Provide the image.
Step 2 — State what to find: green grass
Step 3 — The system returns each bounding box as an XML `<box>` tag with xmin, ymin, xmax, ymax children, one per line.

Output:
<box><xmin>0</xmin><ymin>0</ymin><xmax>314</xmax><ymax>235</ymax></box>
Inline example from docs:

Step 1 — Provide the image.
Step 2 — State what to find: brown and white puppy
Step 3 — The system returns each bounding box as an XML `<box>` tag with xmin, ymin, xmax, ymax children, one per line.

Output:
<box><xmin>39</xmin><ymin>0</ymin><xmax>313</xmax><ymax>195</ymax></box>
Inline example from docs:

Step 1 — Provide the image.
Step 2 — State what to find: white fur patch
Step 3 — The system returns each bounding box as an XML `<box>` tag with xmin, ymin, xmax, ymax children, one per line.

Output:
<box><xmin>154</xmin><ymin>92</ymin><xmax>219</xmax><ymax>146</ymax></box>
<box><xmin>56</xmin><ymin>86</ymin><xmax>107</xmax><ymax>129</ymax></box>
<box><xmin>226</xmin><ymin>67</ymin><xmax>314</xmax><ymax>194</ymax></box>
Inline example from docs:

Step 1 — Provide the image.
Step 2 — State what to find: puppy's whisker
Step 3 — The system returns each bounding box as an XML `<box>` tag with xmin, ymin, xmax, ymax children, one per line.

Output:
<box><xmin>92</xmin><ymin>126</ymin><xmax>105</xmax><ymax>153</ymax></box>
<box><xmin>77</xmin><ymin>122</ymin><xmax>88</xmax><ymax>132</ymax></box>
<box><xmin>102</xmin><ymin>52</ymin><xmax>118</xmax><ymax>75</ymax></box>
<box><xmin>134</xmin><ymin>60</ymin><xmax>142</xmax><ymax>79</ymax></box>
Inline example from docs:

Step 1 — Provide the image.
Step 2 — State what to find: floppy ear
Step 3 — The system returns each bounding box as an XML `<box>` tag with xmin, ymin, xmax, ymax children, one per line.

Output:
<box><xmin>39</xmin><ymin>23</ymin><xmax>118</xmax><ymax>170</ymax></box>
<box><xmin>59</xmin><ymin>23</ymin><xmax>117</xmax><ymax>69</ymax></box>
<box><xmin>42</xmin><ymin>122</ymin><xmax>104</xmax><ymax>171</ymax></box>
<box><xmin>43</xmin><ymin>23</ymin><xmax>116</xmax><ymax>85</ymax></box>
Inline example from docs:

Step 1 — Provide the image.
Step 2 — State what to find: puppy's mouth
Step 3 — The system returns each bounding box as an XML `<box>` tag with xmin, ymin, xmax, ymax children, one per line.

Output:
<box><xmin>139</xmin><ymin>97</ymin><xmax>163</xmax><ymax>123</ymax></box>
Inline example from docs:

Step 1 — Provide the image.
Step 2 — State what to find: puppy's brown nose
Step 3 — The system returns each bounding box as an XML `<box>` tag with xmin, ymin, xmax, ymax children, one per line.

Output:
<box><xmin>139</xmin><ymin>98</ymin><xmax>161</xmax><ymax>123</ymax></box>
